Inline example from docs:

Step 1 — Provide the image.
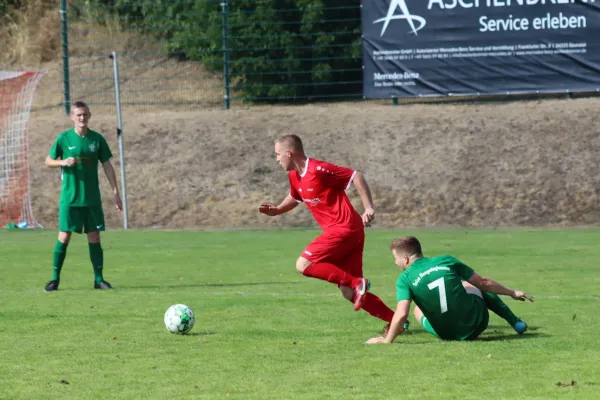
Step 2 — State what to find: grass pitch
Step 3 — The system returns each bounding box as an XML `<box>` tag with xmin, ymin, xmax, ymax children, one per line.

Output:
<box><xmin>1</xmin><ymin>228</ymin><xmax>598</xmax><ymax>399</ymax></box>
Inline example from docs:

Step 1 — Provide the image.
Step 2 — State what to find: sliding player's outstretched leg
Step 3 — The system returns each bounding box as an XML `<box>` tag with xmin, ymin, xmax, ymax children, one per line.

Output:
<box><xmin>481</xmin><ymin>291</ymin><xmax>527</xmax><ymax>334</ymax></box>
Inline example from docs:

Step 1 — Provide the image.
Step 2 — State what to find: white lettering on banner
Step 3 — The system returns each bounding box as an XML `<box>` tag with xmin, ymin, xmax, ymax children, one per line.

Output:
<box><xmin>479</xmin><ymin>15</ymin><xmax>529</xmax><ymax>32</ymax></box>
<box><xmin>428</xmin><ymin>0</ymin><xmax>477</xmax><ymax>9</ymax></box>
<box><xmin>428</xmin><ymin>0</ymin><xmax>595</xmax><ymax>10</ymax></box>
<box><xmin>374</xmin><ymin>72</ymin><xmax>420</xmax><ymax>80</ymax></box>
<box><xmin>479</xmin><ymin>13</ymin><xmax>586</xmax><ymax>32</ymax></box>
<box><xmin>369</xmin><ymin>41</ymin><xmax>587</xmax><ymax>81</ymax></box>
<box><xmin>533</xmin><ymin>13</ymin><xmax>586</xmax><ymax>29</ymax></box>
<box><xmin>372</xmin><ymin>0</ymin><xmax>595</xmax><ymax>38</ymax></box>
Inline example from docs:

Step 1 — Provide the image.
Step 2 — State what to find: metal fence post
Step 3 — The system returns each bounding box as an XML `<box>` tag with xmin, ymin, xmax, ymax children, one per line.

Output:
<box><xmin>60</xmin><ymin>0</ymin><xmax>71</xmax><ymax>115</ymax></box>
<box><xmin>109</xmin><ymin>51</ymin><xmax>129</xmax><ymax>230</ymax></box>
<box><xmin>221</xmin><ymin>0</ymin><xmax>231</xmax><ymax>109</ymax></box>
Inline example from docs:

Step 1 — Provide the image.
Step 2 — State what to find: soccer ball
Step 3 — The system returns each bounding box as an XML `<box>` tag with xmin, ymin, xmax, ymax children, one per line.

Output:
<box><xmin>164</xmin><ymin>304</ymin><xmax>195</xmax><ymax>334</ymax></box>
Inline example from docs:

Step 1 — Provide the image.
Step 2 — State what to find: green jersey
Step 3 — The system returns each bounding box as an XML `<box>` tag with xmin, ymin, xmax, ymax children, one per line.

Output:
<box><xmin>49</xmin><ymin>129</ymin><xmax>112</xmax><ymax>206</ymax></box>
<box><xmin>396</xmin><ymin>255</ymin><xmax>482</xmax><ymax>340</ymax></box>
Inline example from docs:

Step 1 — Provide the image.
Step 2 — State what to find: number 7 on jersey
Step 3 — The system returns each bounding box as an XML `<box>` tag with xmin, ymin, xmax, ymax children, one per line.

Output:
<box><xmin>427</xmin><ymin>277</ymin><xmax>448</xmax><ymax>313</ymax></box>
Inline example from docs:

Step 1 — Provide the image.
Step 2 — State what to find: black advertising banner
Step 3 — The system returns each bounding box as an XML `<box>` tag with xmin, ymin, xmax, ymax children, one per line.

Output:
<box><xmin>361</xmin><ymin>0</ymin><xmax>600</xmax><ymax>98</ymax></box>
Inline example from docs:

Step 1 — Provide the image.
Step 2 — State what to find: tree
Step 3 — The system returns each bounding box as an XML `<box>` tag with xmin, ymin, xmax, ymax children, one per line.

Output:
<box><xmin>105</xmin><ymin>0</ymin><xmax>363</xmax><ymax>102</ymax></box>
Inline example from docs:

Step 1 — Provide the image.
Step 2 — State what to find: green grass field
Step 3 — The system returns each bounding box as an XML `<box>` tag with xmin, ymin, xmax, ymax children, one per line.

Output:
<box><xmin>1</xmin><ymin>228</ymin><xmax>599</xmax><ymax>399</ymax></box>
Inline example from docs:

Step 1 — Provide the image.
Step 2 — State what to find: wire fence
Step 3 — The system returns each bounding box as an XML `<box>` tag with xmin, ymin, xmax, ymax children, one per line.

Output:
<box><xmin>60</xmin><ymin>0</ymin><xmax>598</xmax><ymax>112</ymax></box>
<box><xmin>61</xmin><ymin>0</ymin><xmax>364</xmax><ymax>112</ymax></box>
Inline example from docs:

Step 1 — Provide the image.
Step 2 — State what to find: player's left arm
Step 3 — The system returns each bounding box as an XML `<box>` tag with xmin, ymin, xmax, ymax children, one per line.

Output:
<box><xmin>352</xmin><ymin>172</ymin><xmax>375</xmax><ymax>226</ymax></box>
<box><xmin>319</xmin><ymin>161</ymin><xmax>375</xmax><ymax>225</ymax></box>
<box><xmin>102</xmin><ymin>161</ymin><xmax>122</xmax><ymax>212</ymax></box>
<box><xmin>468</xmin><ymin>273</ymin><xmax>534</xmax><ymax>302</ymax></box>
<box><xmin>365</xmin><ymin>300</ymin><xmax>411</xmax><ymax>344</ymax></box>
<box><xmin>97</xmin><ymin>135</ymin><xmax>122</xmax><ymax>211</ymax></box>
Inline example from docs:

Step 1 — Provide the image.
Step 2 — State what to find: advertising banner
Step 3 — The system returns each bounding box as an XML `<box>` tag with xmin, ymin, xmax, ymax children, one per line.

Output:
<box><xmin>361</xmin><ymin>0</ymin><xmax>600</xmax><ymax>97</ymax></box>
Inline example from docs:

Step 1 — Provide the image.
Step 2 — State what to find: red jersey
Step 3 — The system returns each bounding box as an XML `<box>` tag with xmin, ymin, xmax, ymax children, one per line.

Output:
<box><xmin>288</xmin><ymin>158</ymin><xmax>363</xmax><ymax>231</ymax></box>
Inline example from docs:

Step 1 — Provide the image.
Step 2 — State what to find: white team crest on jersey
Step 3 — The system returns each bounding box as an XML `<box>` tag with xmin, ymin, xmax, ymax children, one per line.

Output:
<box><xmin>89</xmin><ymin>142</ymin><xmax>96</xmax><ymax>152</ymax></box>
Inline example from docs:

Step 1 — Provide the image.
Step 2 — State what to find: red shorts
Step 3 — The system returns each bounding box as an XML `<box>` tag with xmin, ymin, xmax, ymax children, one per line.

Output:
<box><xmin>300</xmin><ymin>229</ymin><xmax>365</xmax><ymax>278</ymax></box>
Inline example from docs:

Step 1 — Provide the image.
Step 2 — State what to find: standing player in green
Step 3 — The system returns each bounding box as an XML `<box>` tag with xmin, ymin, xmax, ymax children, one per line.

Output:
<box><xmin>366</xmin><ymin>236</ymin><xmax>533</xmax><ymax>343</ymax></box>
<box><xmin>43</xmin><ymin>101</ymin><xmax>122</xmax><ymax>291</ymax></box>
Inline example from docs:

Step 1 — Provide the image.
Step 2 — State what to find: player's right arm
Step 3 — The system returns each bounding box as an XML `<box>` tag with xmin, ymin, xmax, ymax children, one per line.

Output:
<box><xmin>45</xmin><ymin>136</ymin><xmax>75</xmax><ymax>168</ymax></box>
<box><xmin>468</xmin><ymin>273</ymin><xmax>534</xmax><ymax>302</ymax></box>
<box><xmin>45</xmin><ymin>155</ymin><xmax>74</xmax><ymax>168</ymax></box>
<box><xmin>258</xmin><ymin>195</ymin><xmax>299</xmax><ymax>216</ymax></box>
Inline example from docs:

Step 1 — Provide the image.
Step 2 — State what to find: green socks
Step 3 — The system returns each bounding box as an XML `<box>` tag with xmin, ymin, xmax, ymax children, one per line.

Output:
<box><xmin>51</xmin><ymin>241</ymin><xmax>105</xmax><ymax>283</ymax></box>
<box><xmin>482</xmin><ymin>291</ymin><xmax>520</xmax><ymax>326</ymax></box>
<box><xmin>88</xmin><ymin>242</ymin><xmax>104</xmax><ymax>283</ymax></box>
<box><xmin>51</xmin><ymin>240</ymin><xmax>69</xmax><ymax>281</ymax></box>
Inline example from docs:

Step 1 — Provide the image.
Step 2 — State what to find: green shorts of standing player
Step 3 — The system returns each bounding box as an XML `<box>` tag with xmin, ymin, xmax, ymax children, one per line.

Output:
<box><xmin>43</xmin><ymin>101</ymin><xmax>122</xmax><ymax>291</ymax></box>
<box><xmin>366</xmin><ymin>236</ymin><xmax>534</xmax><ymax>344</ymax></box>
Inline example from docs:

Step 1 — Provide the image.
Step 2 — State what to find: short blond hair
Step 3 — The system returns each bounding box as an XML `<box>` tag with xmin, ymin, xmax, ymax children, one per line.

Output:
<box><xmin>390</xmin><ymin>236</ymin><xmax>423</xmax><ymax>256</ymax></box>
<box><xmin>275</xmin><ymin>134</ymin><xmax>304</xmax><ymax>153</ymax></box>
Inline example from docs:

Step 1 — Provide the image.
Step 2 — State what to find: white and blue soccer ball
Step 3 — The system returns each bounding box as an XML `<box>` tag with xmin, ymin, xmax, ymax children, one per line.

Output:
<box><xmin>164</xmin><ymin>304</ymin><xmax>195</xmax><ymax>334</ymax></box>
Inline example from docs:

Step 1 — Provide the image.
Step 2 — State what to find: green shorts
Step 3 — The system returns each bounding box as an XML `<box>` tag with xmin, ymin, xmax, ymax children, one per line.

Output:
<box><xmin>420</xmin><ymin>294</ymin><xmax>489</xmax><ymax>341</ymax></box>
<box><xmin>59</xmin><ymin>204</ymin><xmax>105</xmax><ymax>234</ymax></box>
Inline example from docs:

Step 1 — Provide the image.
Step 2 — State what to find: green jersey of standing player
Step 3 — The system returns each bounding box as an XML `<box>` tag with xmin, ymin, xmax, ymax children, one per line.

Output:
<box><xmin>366</xmin><ymin>236</ymin><xmax>534</xmax><ymax>344</ymax></box>
<box><xmin>43</xmin><ymin>101</ymin><xmax>122</xmax><ymax>292</ymax></box>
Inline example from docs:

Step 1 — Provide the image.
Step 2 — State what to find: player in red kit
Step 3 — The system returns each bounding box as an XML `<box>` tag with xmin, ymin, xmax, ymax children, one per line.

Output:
<box><xmin>258</xmin><ymin>134</ymin><xmax>395</xmax><ymax>326</ymax></box>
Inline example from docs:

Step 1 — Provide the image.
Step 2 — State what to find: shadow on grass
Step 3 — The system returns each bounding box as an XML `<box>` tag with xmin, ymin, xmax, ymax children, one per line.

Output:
<box><xmin>478</xmin><ymin>325</ymin><xmax>548</xmax><ymax>341</ymax></box>
<box><xmin>486</xmin><ymin>324</ymin><xmax>540</xmax><ymax>330</ymax></box>
<box><xmin>183</xmin><ymin>331</ymin><xmax>215</xmax><ymax>337</ymax></box>
<box><xmin>477</xmin><ymin>332</ymin><xmax>548</xmax><ymax>341</ymax></box>
<box><xmin>393</xmin><ymin>325</ymin><xmax>547</xmax><ymax>342</ymax></box>
<box><xmin>80</xmin><ymin>281</ymin><xmax>305</xmax><ymax>290</ymax></box>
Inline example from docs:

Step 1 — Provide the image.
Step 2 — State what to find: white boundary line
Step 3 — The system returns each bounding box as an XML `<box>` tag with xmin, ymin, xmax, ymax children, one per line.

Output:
<box><xmin>2</xmin><ymin>290</ymin><xmax>598</xmax><ymax>300</ymax></box>
<box><xmin>535</xmin><ymin>295</ymin><xmax>600</xmax><ymax>300</ymax></box>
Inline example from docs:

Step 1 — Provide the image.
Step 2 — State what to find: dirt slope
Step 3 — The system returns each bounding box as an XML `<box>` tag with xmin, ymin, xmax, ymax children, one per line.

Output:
<box><xmin>25</xmin><ymin>94</ymin><xmax>599</xmax><ymax>230</ymax></box>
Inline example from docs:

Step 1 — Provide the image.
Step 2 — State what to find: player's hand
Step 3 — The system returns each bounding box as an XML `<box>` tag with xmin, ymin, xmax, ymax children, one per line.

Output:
<box><xmin>362</xmin><ymin>207</ymin><xmax>375</xmax><ymax>227</ymax></box>
<box><xmin>62</xmin><ymin>157</ymin><xmax>76</xmax><ymax>167</ymax></box>
<box><xmin>258</xmin><ymin>204</ymin><xmax>279</xmax><ymax>216</ymax></box>
<box><xmin>511</xmin><ymin>290</ymin><xmax>534</xmax><ymax>302</ymax></box>
<box><xmin>365</xmin><ymin>336</ymin><xmax>387</xmax><ymax>344</ymax></box>
<box><xmin>114</xmin><ymin>193</ymin><xmax>123</xmax><ymax>212</ymax></box>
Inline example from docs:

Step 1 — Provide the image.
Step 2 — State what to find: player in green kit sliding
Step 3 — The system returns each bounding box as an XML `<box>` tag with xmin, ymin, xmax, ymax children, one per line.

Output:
<box><xmin>366</xmin><ymin>236</ymin><xmax>534</xmax><ymax>343</ymax></box>
<box><xmin>43</xmin><ymin>101</ymin><xmax>122</xmax><ymax>291</ymax></box>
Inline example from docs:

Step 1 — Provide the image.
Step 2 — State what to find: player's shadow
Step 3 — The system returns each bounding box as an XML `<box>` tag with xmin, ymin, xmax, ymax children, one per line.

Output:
<box><xmin>120</xmin><ymin>281</ymin><xmax>304</xmax><ymax>290</ymax></box>
<box><xmin>477</xmin><ymin>325</ymin><xmax>547</xmax><ymax>341</ymax></box>
<box><xmin>182</xmin><ymin>331</ymin><xmax>215</xmax><ymax>337</ymax></box>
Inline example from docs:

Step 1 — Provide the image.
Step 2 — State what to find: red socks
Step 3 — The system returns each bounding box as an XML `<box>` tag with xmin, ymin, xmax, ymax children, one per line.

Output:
<box><xmin>302</xmin><ymin>262</ymin><xmax>395</xmax><ymax>323</ymax></box>
<box><xmin>302</xmin><ymin>262</ymin><xmax>361</xmax><ymax>288</ymax></box>
<box><xmin>358</xmin><ymin>293</ymin><xmax>395</xmax><ymax>323</ymax></box>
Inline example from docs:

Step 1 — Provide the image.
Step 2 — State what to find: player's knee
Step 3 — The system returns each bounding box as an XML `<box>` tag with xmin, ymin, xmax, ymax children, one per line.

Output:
<box><xmin>87</xmin><ymin>231</ymin><xmax>100</xmax><ymax>243</ymax></box>
<box><xmin>464</xmin><ymin>286</ymin><xmax>483</xmax><ymax>298</ymax></box>
<box><xmin>462</xmin><ymin>280</ymin><xmax>483</xmax><ymax>297</ymax></box>
<box><xmin>295</xmin><ymin>257</ymin><xmax>311</xmax><ymax>273</ymax></box>
<box><xmin>461</xmin><ymin>281</ymin><xmax>476</xmax><ymax>289</ymax></box>
<box><xmin>58</xmin><ymin>232</ymin><xmax>71</xmax><ymax>244</ymax></box>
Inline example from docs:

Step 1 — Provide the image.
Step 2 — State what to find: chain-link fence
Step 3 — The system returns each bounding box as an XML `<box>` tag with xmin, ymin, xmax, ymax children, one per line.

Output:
<box><xmin>62</xmin><ymin>0</ymin><xmax>364</xmax><ymax>112</ymax></box>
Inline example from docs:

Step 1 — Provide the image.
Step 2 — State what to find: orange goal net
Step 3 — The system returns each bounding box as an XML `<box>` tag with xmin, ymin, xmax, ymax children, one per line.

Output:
<box><xmin>0</xmin><ymin>71</ymin><xmax>46</xmax><ymax>228</ymax></box>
